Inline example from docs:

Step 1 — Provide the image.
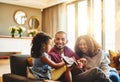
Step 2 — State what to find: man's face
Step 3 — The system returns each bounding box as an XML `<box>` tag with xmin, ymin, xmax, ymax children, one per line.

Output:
<box><xmin>54</xmin><ymin>33</ymin><xmax>68</xmax><ymax>50</ymax></box>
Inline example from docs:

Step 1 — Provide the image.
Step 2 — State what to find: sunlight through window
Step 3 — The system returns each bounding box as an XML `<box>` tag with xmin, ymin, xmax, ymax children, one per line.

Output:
<box><xmin>78</xmin><ymin>1</ymin><xmax>88</xmax><ymax>36</ymax></box>
<box><xmin>67</xmin><ymin>0</ymin><xmax>115</xmax><ymax>51</ymax></box>
<box><xmin>104</xmin><ymin>0</ymin><xmax>115</xmax><ymax>51</ymax></box>
<box><xmin>93</xmin><ymin>0</ymin><xmax>102</xmax><ymax>45</ymax></box>
<box><xmin>67</xmin><ymin>4</ymin><xmax>75</xmax><ymax>50</ymax></box>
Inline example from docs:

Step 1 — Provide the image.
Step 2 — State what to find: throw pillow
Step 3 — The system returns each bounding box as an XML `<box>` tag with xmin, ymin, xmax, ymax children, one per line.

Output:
<box><xmin>109</xmin><ymin>50</ymin><xmax>119</xmax><ymax>68</ymax></box>
<box><xmin>27</xmin><ymin>57</ymin><xmax>33</xmax><ymax>66</ymax></box>
<box><xmin>26</xmin><ymin>67</ymin><xmax>37</xmax><ymax>79</ymax></box>
<box><xmin>113</xmin><ymin>53</ymin><xmax>120</xmax><ymax>70</ymax></box>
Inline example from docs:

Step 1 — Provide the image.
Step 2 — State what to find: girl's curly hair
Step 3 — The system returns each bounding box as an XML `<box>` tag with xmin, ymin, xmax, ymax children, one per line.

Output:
<box><xmin>31</xmin><ymin>32</ymin><xmax>52</xmax><ymax>58</ymax></box>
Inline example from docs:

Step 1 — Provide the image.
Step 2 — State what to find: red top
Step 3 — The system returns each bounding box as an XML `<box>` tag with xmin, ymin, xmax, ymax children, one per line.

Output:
<box><xmin>48</xmin><ymin>45</ymin><xmax>78</xmax><ymax>63</ymax></box>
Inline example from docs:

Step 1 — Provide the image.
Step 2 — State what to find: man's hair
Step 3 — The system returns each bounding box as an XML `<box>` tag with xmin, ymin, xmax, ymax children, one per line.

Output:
<box><xmin>55</xmin><ymin>31</ymin><xmax>67</xmax><ymax>39</ymax></box>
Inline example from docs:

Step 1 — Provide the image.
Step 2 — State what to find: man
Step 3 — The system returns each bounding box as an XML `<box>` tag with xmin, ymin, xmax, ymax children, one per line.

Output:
<box><xmin>48</xmin><ymin>31</ymin><xmax>77</xmax><ymax>82</ymax></box>
<box><xmin>49</xmin><ymin>31</ymin><xmax>77</xmax><ymax>63</ymax></box>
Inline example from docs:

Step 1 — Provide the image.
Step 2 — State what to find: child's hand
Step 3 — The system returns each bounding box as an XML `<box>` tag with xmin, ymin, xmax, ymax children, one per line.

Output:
<box><xmin>76</xmin><ymin>61</ymin><xmax>84</xmax><ymax>68</ymax></box>
<box><xmin>77</xmin><ymin>58</ymin><xmax>87</xmax><ymax>67</ymax></box>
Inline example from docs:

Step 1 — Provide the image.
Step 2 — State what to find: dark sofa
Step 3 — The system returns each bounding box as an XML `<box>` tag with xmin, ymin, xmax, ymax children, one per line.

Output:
<box><xmin>2</xmin><ymin>55</ymin><xmax>42</xmax><ymax>82</ymax></box>
<box><xmin>2</xmin><ymin>54</ymin><xmax>119</xmax><ymax>82</ymax></box>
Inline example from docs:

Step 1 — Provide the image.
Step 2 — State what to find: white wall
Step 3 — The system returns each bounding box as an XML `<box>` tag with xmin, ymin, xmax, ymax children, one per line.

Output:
<box><xmin>0</xmin><ymin>3</ymin><xmax>42</xmax><ymax>36</ymax></box>
<box><xmin>0</xmin><ymin>37</ymin><xmax>32</xmax><ymax>55</ymax></box>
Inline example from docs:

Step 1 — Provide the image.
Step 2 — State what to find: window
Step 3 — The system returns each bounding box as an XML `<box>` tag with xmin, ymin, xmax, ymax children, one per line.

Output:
<box><xmin>67</xmin><ymin>4</ymin><xmax>75</xmax><ymax>50</ymax></box>
<box><xmin>67</xmin><ymin>0</ymin><xmax>115</xmax><ymax>52</ymax></box>
<box><xmin>78</xmin><ymin>1</ymin><xmax>88</xmax><ymax>35</ymax></box>
<box><xmin>104</xmin><ymin>0</ymin><xmax>115</xmax><ymax>51</ymax></box>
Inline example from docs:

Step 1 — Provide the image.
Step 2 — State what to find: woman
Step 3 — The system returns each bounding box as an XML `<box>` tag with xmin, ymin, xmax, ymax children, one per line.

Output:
<box><xmin>74</xmin><ymin>34</ymin><xmax>120</xmax><ymax>82</ymax></box>
<box><xmin>28</xmin><ymin>32</ymin><xmax>72</xmax><ymax>82</ymax></box>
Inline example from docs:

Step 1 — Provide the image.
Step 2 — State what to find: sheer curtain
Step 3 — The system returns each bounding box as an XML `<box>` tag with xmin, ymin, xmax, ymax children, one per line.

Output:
<box><xmin>42</xmin><ymin>3</ymin><xmax>67</xmax><ymax>37</ymax></box>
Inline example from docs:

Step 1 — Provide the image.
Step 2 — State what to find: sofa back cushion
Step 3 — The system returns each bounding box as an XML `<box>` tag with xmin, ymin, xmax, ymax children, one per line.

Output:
<box><xmin>10</xmin><ymin>55</ymin><xmax>30</xmax><ymax>76</ymax></box>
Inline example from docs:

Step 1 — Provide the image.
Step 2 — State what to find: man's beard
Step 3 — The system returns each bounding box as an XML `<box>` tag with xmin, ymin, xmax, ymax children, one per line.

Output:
<box><xmin>55</xmin><ymin>45</ymin><xmax>64</xmax><ymax>50</ymax></box>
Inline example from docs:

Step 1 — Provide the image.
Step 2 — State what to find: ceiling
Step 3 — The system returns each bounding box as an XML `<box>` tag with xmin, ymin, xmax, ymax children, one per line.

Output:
<box><xmin>0</xmin><ymin>0</ymin><xmax>74</xmax><ymax>9</ymax></box>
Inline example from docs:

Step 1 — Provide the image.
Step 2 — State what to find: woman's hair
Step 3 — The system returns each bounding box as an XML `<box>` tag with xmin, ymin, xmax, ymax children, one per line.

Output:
<box><xmin>31</xmin><ymin>32</ymin><xmax>52</xmax><ymax>58</ymax></box>
<box><xmin>74</xmin><ymin>35</ymin><xmax>101</xmax><ymax>57</ymax></box>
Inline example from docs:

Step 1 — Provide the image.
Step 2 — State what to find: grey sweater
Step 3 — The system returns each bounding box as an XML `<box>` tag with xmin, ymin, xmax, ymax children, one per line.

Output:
<box><xmin>83</xmin><ymin>50</ymin><xmax>116</xmax><ymax>77</ymax></box>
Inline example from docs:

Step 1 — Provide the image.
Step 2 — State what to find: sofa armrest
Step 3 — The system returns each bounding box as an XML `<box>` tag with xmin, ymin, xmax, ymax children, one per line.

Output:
<box><xmin>2</xmin><ymin>73</ymin><xmax>42</xmax><ymax>82</ymax></box>
<box><xmin>10</xmin><ymin>55</ymin><xmax>30</xmax><ymax>76</ymax></box>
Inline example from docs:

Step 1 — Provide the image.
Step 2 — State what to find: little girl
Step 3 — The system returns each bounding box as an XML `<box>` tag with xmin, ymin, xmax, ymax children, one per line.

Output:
<box><xmin>28</xmin><ymin>32</ymin><xmax>72</xmax><ymax>82</ymax></box>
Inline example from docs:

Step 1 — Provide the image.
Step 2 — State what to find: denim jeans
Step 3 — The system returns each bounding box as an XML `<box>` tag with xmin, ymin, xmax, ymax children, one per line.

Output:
<box><xmin>109</xmin><ymin>70</ymin><xmax>120</xmax><ymax>82</ymax></box>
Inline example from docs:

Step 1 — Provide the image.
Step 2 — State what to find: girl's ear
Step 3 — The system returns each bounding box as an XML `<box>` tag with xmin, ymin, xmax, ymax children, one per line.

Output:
<box><xmin>43</xmin><ymin>44</ymin><xmax>45</xmax><ymax>49</ymax></box>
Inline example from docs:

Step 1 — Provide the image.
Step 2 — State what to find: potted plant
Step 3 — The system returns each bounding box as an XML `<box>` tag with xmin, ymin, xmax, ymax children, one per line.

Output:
<box><xmin>9</xmin><ymin>26</ymin><xmax>17</xmax><ymax>37</ymax></box>
<box><xmin>16</xmin><ymin>26</ymin><xmax>26</xmax><ymax>37</ymax></box>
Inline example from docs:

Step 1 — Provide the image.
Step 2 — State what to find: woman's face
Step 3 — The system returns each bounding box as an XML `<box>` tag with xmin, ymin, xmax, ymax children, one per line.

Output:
<box><xmin>79</xmin><ymin>39</ymin><xmax>88</xmax><ymax>54</ymax></box>
<box><xmin>45</xmin><ymin>39</ymin><xmax>52</xmax><ymax>53</ymax></box>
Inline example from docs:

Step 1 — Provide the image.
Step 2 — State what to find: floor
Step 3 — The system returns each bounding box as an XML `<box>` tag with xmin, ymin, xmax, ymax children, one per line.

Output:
<box><xmin>0</xmin><ymin>58</ymin><xmax>10</xmax><ymax>77</ymax></box>
<box><xmin>0</xmin><ymin>77</ymin><xmax>2</xmax><ymax>82</ymax></box>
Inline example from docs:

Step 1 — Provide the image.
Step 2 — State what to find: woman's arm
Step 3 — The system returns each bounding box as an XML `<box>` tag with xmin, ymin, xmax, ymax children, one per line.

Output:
<box><xmin>41</xmin><ymin>56</ymin><xmax>66</xmax><ymax>69</ymax></box>
<box><xmin>100</xmin><ymin>51</ymin><xmax>110</xmax><ymax>77</ymax></box>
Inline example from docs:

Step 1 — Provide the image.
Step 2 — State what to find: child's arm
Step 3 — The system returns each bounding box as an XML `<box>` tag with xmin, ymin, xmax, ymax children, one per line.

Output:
<box><xmin>41</xmin><ymin>56</ymin><xmax>66</xmax><ymax>69</ymax></box>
